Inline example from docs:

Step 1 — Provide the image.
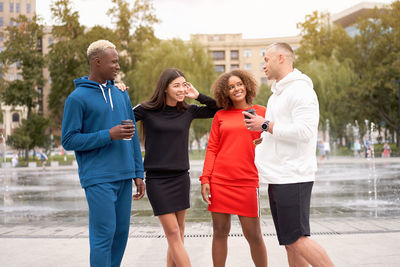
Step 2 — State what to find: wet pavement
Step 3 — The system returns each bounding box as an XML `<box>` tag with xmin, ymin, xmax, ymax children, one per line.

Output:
<box><xmin>1</xmin><ymin>157</ymin><xmax>400</xmax><ymax>266</ymax></box>
<box><xmin>1</xmin><ymin>157</ymin><xmax>400</xmax><ymax>226</ymax></box>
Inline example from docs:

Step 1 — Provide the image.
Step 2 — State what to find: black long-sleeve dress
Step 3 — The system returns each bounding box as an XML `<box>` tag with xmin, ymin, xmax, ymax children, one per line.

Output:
<box><xmin>133</xmin><ymin>94</ymin><xmax>219</xmax><ymax>215</ymax></box>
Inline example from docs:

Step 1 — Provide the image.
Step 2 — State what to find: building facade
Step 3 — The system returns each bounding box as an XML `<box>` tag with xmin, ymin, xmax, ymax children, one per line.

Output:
<box><xmin>190</xmin><ymin>33</ymin><xmax>301</xmax><ymax>86</ymax></box>
<box><xmin>0</xmin><ymin>0</ymin><xmax>53</xmax><ymax>138</ymax></box>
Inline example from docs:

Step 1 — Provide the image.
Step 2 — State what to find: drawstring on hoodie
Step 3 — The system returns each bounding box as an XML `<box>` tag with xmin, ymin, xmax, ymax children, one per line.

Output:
<box><xmin>99</xmin><ymin>84</ymin><xmax>114</xmax><ymax>111</ymax></box>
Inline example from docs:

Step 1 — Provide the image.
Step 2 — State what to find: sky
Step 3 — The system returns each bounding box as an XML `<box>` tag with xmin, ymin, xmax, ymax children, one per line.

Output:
<box><xmin>36</xmin><ymin>0</ymin><xmax>394</xmax><ymax>40</ymax></box>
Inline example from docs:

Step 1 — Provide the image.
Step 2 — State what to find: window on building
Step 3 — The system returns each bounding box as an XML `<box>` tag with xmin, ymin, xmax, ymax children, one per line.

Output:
<box><xmin>0</xmin><ymin>17</ymin><xmax>3</xmax><ymax>26</ymax></box>
<box><xmin>10</xmin><ymin>74</ymin><xmax>14</xmax><ymax>81</ymax></box>
<box><xmin>16</xmin><ymin>74</ymin><xmax>21</xmax><ymax>80</ymax></box>
<box><xmin>211</xmin><ymin>51</ymin><xmax>225</xmax><ymax>60</ymax></box>
<box><xmin>244</xmin><ymin>49</ymin><xmax>252</xmax><ymax>58</ymax></box>
<box><xmin>38</xmin><ymin>38</ymin><xmax>43</xmax><ymax>52</ymax></box>
<box><xmin>38</xmin><ymin>87</ymin><xmax>44</xmax><ymax>113</ymax></box>
<box><xmin>12</xmin><ymin>113</ymin><xmax>20</xmax><ymax>123</ymax></box>
<box><xmin>231</xmin><ymin>50</ymin><xmax>239</xmax><ymax>60</ymax></box>
<box><xmin>16</xmin><ymin>3</ymin><xmax>20</xmax><ymax>13</ymax></box>
<box><xmin>0</xmin><ymin>3</ymin><xmax>3</xmax><ymax>12</ymax></box>
<box><xmin>10</xmin><ymin>19</ymin><xmax>14</xmax><ymax>26</ymax></box>
<box><xmin>260</xmin><ymin>77</ymin><xmax>268</xmax><ymax>85</ymax></box>
<box><xmin>215</xmin><ymin>65</ymin><xmax>225</xmax><ymax>73</ymax></box>
<box><xmin>9</xmin><ymin>3</ymin><xmax>13</xmax><ymax>12</ymax></box>
<box><xmin>16</xmin><ymin>60</ymin><xmax>20</xmax><ymax>68</ymax></box>
<box><xmin>244</xmin><ymin>63</ymin><xmax>252</xmax><ymax>70</ymax></box>
<box><xmin>48</xmin><ymin>37</ymin><xmax>53</xmax><ymax>46</ymax></box>
<box><xmin>260</xmin><ymin>48</ymin><xmax>266</xmax><ymax>57</ymax></box>
<box><xmin>230</xmin><ymin>64</ymin><xmax>239</xmax><ymax>70</ymax></box>
<box><xmin>0</xmin><ymin>33</ymin><xmax>3</xmax><ymax>41</ymax></box>
<box><xmin>26</xmin><ymin>3</ymin><xmax>31</xmax><ymax>14</ymax></box>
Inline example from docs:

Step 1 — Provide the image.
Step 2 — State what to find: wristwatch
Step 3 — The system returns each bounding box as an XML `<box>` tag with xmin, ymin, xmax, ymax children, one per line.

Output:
<box><xmin>261</xmin><ymin>120</ymin><xmax>270</xmax><ymax>132</ymax></box>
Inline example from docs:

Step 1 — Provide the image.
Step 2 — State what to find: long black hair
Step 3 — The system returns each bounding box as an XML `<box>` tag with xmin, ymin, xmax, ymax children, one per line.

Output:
<box><xmin>141</xmin><ymin>68</ymin><xmax>189</xmax><ymax>112</ymax></box>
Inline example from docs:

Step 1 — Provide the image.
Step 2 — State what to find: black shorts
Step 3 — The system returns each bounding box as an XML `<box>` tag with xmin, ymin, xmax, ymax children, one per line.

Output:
<box><xmin>268</xmin><ymin>182</ymin><xmax>313</xmax><ymax>245</ymax></box>
<box><xmin>145</xmin><ymin>172</ymin><xmax>190</xmax><ymax>216</ymax></box>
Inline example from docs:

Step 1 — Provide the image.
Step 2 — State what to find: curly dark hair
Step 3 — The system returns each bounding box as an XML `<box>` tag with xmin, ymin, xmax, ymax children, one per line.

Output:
<box><xmin>212</xmin><ymin>69</ymin><xmax>258</xmax><ymax>110</ymax></box>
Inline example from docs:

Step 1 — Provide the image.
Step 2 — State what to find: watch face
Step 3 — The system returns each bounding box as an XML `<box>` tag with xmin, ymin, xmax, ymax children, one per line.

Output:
<box><xmin>262</xmin><ymin>121</ymin><xmax>269</xmax><ymax>130</ymax></box>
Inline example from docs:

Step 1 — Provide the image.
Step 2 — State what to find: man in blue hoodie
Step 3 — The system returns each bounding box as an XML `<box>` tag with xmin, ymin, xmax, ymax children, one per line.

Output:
<box><xmin>62</xmin><ymin>40</ymin><xmax>144</xmax><ymax>267</ymax></box>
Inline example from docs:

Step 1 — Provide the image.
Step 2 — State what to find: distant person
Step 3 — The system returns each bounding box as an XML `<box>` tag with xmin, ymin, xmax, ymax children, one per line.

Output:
<box><xmin>245</xmin><ymin>43</ymin><xmax>334</xmax><ymax>267</ymax></box>
<box><xmin>128</xmin><ymin>68</ymin><xmax>219</xmax><ymax>267</ymax></box>
<box><xmin>382</xmin><ymin>142</ymin><xmax>391</xmax><ymax>158</ymax></box>
<box><xmin>354</xmin><ymin>140</ymin><xmax>361</xmax><ymax>157</ymax></box>
<box><xmin>62</xmin><ymin>40</ymin><xmax>144</xmax><ymax>267</ymax></box>
<box><xmin>39</xmin><ymin>149</ymin><xmax>48</xmax><ymax>169</ymax></box>
<box><xmin>364</xmin><ymin>139</ymin><xmax>371</xmax><ymax>158</ymax></box>
<box><xmin>318</xmin><ymin>140</ymin><xmax>325</xmax><ymax>161</ymax></box>
<box><xmin>323</xmin><ymin>141</ymin><xmax>330</xmax><ymax>159</ymax></box>
<box><xmin>12</xmin><ymin>152</ymin><xmax>18</xmax><ymax>167</ymax></box>
<box><xmin>200</xmin><ymin>69</ymin><xmax>268</xmax><ymax>266</ymax></box>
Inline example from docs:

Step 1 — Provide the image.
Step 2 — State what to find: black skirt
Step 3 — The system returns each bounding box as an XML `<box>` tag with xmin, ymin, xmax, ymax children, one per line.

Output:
<box><xmin>145</xmin><ymin>171</ymin><xmax>191</xmax><ymax>216</ymax></box>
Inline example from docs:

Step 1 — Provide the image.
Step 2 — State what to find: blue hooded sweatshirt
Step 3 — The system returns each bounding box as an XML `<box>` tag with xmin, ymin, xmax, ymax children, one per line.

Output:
<box><xmin>61</xmin><ymin>76</ymin><xmax>144</xmax><ymax>188</ymax></box>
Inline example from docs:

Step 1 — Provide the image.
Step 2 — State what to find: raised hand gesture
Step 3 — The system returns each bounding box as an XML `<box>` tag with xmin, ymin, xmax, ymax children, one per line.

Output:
<box><xmin>184</xmin><ymin>82</ymin><xmax>199</xmax><ymax>99</ymax></box>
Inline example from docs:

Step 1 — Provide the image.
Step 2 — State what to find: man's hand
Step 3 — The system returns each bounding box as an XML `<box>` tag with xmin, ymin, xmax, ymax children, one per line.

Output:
<box><xmin>133</xmin><ymin>178</ymin><xmax>145</xmax><ymax>200</ymax></box>
<box><xmin>109</xmin><ymin>124</ymin><xmax>135</xmax><ymax>140</ymax></box>
<box><xmin>201</xmin><ymin>183</ymin><xmax>211</xmax><ymax>204</ymax></box>
<box><xmin>115</xmin><ymin>82</ymin><xmax>129</xmax><ymax>92</ymax></box>
<box><xmin>243</xmin><ymin>112</ymin><xmax>265</xmax><ymax>132</ymax></box>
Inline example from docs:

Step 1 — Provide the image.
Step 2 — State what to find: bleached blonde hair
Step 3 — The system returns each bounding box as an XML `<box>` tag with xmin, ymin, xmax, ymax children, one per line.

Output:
<box><xmin>87</xmin><ymin>40</ymin><xmax>116</xmax><ymax>61</ymax></box>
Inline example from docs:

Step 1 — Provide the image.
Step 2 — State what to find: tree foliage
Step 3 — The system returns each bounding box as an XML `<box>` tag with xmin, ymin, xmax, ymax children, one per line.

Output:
<box><xmin>352</xmin><ymin>1</ymin><xmax>400</xmax><ymax>148</ymax></box>
<box><xmin>6</xmin><ymin>113</ymin><xmax>50</xmax><ymax>152</ymax></box>
<box><xmin>296</xmin><ymin>2</ymin><xmax>400</xmax><ymax>149</ymax></box>
<box><xmin>0</xmin><ymin>15</ymin><xmax>45</xmax><ymax>119</ymax></box>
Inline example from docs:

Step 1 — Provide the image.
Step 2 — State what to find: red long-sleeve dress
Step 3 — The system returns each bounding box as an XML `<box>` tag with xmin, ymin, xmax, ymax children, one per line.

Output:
<box><xmin>200</xmin><ymin>105</ymin><xmax>266</xmax><ymax>217</ymax></box>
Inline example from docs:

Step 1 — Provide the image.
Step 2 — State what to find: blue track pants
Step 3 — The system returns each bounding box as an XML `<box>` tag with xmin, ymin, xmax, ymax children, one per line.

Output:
<box><xmin>84</xmin><ymin>179</ymin><xmax>132</xmax><ymax>267</ymax></box>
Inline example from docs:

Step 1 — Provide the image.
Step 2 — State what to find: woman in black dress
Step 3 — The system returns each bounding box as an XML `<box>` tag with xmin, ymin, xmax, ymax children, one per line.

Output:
<box><xmin>133</xmin><ymin>68</ymin><xmax>219</xmax><ymax>267</ymax></box>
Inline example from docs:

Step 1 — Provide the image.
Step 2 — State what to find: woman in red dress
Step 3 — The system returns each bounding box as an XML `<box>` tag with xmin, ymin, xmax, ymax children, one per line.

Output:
<box><xmin>200</xmin><ymin>69</ymin><xmax>268</xmax><ymax>266</ymax></box>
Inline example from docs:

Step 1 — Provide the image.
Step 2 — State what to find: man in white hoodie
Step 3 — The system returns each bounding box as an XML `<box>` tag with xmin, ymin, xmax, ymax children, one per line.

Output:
<box><xmin>245</xmin><ymin>43</ymin><xmax>334</xmax><ymax>267</ymax></box>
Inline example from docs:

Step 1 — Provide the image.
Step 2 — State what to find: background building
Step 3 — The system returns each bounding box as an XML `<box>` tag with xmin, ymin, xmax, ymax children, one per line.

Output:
<box><xmin>332</xmin><ymin>1</ymin><xmax>386</xmax><ymax>37</ymax></box>
<box><xmin>0</xmin><ymin>0</ymin><xmax>52</xmax><ymax>138</ymax></box>
<box><xmin>190</xmin><ymin>33</ymin><xmax>301</xmax><ymax>86</ymax></box>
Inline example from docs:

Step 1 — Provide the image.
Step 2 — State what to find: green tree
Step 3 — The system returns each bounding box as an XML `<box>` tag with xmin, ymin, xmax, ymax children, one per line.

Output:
<box><xmin>298</xmin><ymin>56</ymin><xmax>359</xmax><ymax>140</ymax></box>
<box><xmin>107</xmin><ymin>0</ymin><xmax>160</xmax><ymax>75</ymax></box>
<box><xmin>47</xmin><ymin>0</ymin><xmax>86</xmax><ymax>126</ymax></box>
<box><xmin>0</xmin><ymin>15</ymin><xmax>48</xmax><ymax>160</ymax></box>
<box><xmin>254</xmin><ymin>84</ymin><xmax>272</xmax><ymax>106</ymax></box>
<box><xmin>296</xmin><ymin>11</ymin><xmax>355</xmax><ymax>65</ymax></box>
<box><xmin>6</xmin><ymin>113</ymin><xmax>50</xmax><ymax>153</ymax></box>
<box><xmin>352</xmin><ymin>1</ymin><xmax>400</xmax><ymax>149</ymax></box>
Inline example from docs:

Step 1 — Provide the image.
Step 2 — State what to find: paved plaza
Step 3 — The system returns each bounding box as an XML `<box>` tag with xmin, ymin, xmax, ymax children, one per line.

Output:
<box><xmin>1</xmin><ymin>157</ymin><xmax>400</xmax><ymax>266</ymax></box>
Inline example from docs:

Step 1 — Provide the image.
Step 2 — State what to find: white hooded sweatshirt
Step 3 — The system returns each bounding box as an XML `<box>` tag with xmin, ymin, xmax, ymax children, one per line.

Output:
<box><xmin>255</xmin><ymin>69</ymin><xmax>319</xmax><ymax>184</ymax></box>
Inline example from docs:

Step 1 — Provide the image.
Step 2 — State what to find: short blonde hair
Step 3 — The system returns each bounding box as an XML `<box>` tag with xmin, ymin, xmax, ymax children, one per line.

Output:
<box><xmin>267</xmin><ymin>42</ymin><xmax>295</xmax><ymax>64</ymax></box>
<box><xmin>87</xmin><ymin>40</ymin><xmax>116</xmax><ymax>61</ymax></box>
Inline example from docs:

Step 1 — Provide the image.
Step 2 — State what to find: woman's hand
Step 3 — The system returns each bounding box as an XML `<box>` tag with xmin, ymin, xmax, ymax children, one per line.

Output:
<box><xmin>133</xmin><ymin>178</ymin><xmax>145</xmax><ymax>200</ymax></box>
<box><xmin>253</xmin><ymin>137</ymin><xmax>263</xmax><ymax>145</ymax></box>
<box><xmin>115</xmin><ymin>82</ymin><xmax>129</xmax><ymax>92</ymax></box>
<box><xmin>201</xmin><ymin>183</ymin><xmax>211</xmax><ymax>205</ymax></box>
<box><xmin>184</xmin><ymin>82</ymin><xmax>199</xmax><ymax>99</ymax></box>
